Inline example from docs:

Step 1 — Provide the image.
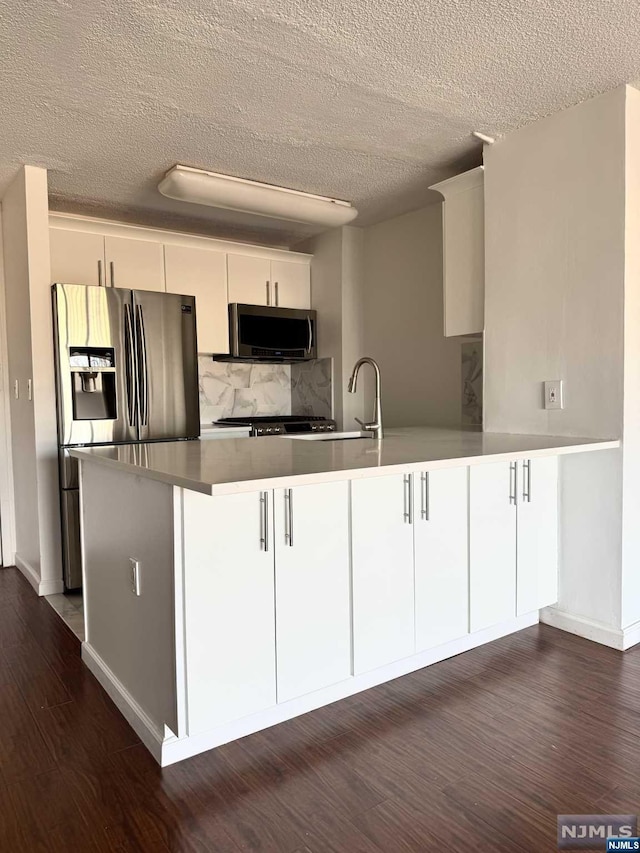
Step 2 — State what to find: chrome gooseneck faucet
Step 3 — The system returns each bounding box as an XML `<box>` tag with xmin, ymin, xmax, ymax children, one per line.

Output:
<box><xmin>347</xmin><ymin>357</ymin><xmax>383</xmax><ymax>439</ymax></box>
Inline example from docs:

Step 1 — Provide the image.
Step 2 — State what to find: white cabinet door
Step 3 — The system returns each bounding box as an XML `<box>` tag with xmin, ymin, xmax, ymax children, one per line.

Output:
<box><xmin>105</xmin><ymin>235</ymin><xmax>165</xmax><ymax>292</ymax></box>
<box><xmin>274</xmin><ymin>480</ymin><xmax>351</xmax><ymax>702</ymax></box>
<box><xmin>469</xmin><ymin>462</ymin><xmax>517</xmax><ymax>632</ymax></box>
<box><xmin>516</xmin><ymin>457</ymin><xmax>559</xmax><ymax>614</ymax></box>
<box><xmin>414</xmin><ymin>467</ymin><xmax>469</xmax><ymax>651</ymax></box>
<box><xmin>227</xmin><ymin>254</ymin><xmax>271</xmax><ymax>306</ymax></box>
<box><xmin>164</xmin><ymin>244</ymin><xmax>229</xmax><ymax>354</ymax></box>
<box><xmin>352</xmin><ymin>474</ymin><xmax>415</xmax><ymax>674</ymax></box>
<box><xmin>50</xmin><ymin>228</ymin><xmax>106</xmax><ymax>287</ymax></box>
<box><xmin>270</xmin><ymin>260</ymin><xmax>311</xmax><ymax>309</ymax></box>
<box><xmin>183</xmin><ymin>489</ymin><xmax>276</xmax><ymax>734</ymax></box>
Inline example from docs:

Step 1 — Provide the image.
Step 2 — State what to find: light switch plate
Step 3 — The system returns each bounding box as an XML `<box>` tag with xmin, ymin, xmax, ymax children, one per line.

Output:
<box><xmin>544</xmin><ymin>380</ymin><xmax>564</xmax><ymax>410</ymax></box>
<box><xmin>129</xmin><ymin>558</ymin><xmax>141</xmax><ymax>596</ymax></box>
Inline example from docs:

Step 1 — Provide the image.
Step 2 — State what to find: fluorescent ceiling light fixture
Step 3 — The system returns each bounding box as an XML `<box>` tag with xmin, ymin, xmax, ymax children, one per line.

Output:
<box><xmin>158</xmin><ymin>165</ymin><xmax>358</xmax><ymax>227</ymax></box>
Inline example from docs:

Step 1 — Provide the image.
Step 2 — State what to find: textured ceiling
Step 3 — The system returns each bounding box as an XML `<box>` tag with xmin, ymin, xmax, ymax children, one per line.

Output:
<box><xmin>2</xmin><ymin>0</ymin><xmax>640</xmax><ymax>246</ymax></box>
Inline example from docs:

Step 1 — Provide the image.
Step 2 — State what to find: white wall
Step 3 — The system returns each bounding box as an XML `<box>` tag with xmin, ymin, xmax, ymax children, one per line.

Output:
<box><xmin>362</xmin><ymin>205</ymin><xmax>462</xmax><ymax>428</ymax></box>
<box><xmin>621</xmin><ymin>85</ymin><xmax>640</xmax><ymax>629</ymax></box>
<box><xmin>483</xmin><ymin>86</ymin><xmax>639</xmax><ymax>640</ymax></box>
<box><xmin>303</xmin><ymin>226</ymin><xmax>366</xmax><ymax>430</ymax></box>
<box><xmin>0</xmin><ymin>210</ymin><xmax>17</xmax><ymax>564</ymax></box>
<box><xmin>1</xmin><ymin>166</ymin><xmax>62</xmax><ymax>593</ymax></box>
<box><xmin>484</xmin><ymin>86</ymin><xmax>626</xmax><ymax>440</ymax></box>
<box><xmin>2</xmin><ymin>169</ymin><xmax>42</xmax><ymax>578</ymax></box>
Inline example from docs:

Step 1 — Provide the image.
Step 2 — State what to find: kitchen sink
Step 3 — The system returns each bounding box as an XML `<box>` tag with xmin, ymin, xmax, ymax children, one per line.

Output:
<box><xmin>287</xmin><ymin>431</ymin><xmax>371</xmax><ymax>441</ymax></box>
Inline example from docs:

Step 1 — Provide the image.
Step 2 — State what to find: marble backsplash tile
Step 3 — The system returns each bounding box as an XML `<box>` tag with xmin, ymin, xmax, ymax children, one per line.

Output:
<box><xmin>291</xmin><ymin>359</ymin><xmax>333</xmax><ymax>419</ymax></box>
<box><xmin>199</xmin><ymin>359</ymin><xmax>292</xmax><ymax>422</ymax></box>
<box><xmin>461</xmin><ymin>339</ymin><xmax>483</xmax><ymax>426</ymax></box>
<box><xmin>198</xmin><ymin>357</ymin><xmax>334</xmax><ymax>422</ymax></box>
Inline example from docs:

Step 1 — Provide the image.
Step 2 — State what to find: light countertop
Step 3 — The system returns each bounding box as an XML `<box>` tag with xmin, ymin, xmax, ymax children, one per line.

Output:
<box><xmin>70</xmin><ymin>427</ymin><xmax>620</xmax><ymax>497</ymax></box>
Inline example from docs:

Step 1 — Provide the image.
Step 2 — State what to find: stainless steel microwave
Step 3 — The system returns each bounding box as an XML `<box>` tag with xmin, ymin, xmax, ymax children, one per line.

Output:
<box><xmin>229</xmin><ymin>304</ymin><xmax>317</xmax><ymax>361</ymax></box>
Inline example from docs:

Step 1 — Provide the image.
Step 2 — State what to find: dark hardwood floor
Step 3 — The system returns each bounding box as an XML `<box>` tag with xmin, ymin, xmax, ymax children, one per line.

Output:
<box><xmin>1</xmin><ymin>564</ymin><xmax>639</xmax><ymax>852</ymax></box>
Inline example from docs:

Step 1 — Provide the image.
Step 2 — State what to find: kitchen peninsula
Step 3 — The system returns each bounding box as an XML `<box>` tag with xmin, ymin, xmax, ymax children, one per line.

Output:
<box><xmin>72</xmin><ymin>427</ymin><xmax>618</xmax><ymax>766</ymax></box>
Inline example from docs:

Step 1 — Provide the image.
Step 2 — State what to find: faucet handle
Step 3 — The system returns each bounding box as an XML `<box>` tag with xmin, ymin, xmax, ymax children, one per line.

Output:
<box><xmin>356</xmin><ymin>417</ymin><xmax>378</xmax><ymax>432</ymax></box>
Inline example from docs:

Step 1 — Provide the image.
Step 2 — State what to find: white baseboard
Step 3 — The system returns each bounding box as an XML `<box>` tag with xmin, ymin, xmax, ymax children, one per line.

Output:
<box><xmin>79</xmin><ymin>611</ymin><xmax>537</xmax><ymax>768</ymax></box>
<box><xmin>39</xmin><ymin>577</ymin><xmax>65</xmax><ymax>595</ymax></box>
<box><xmin>82</xmin><ymin>643</ymin><xmax>166</xmax><ymax>762</ymax></box>
<box><xmin>540</xmin><ymin>607</ymin><xmax>640</xmax><ymax>651</ymax></box>
<box><xmin>621</xmin><ymin>620</ymin><xmax>640</xmax><ymax>650</ymax></box>
<box><xmin>15</xmin><ymin>554</ymin><xmax>41</xmax><ymax>594</ymax></box>
<box><xmin>14</xmin><ymin>554</ymin><xmax>64</xmax><ymax>596</ymax></box>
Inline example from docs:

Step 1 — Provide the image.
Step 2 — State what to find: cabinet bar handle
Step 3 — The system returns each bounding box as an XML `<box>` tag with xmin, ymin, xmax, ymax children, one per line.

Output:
<box><xmin>98</xmin><ymin>259</ymin><xmax>104</xmax><ymax>287</ymax></box>
<box><xmin>110</xmin><ymin>261</ymin><xmax>115</xmax><ymax>287</ymax></box>
<box><xmin>523</xmin><ymin>459</ymin><xmax>531</xmax><ymax>502</ymax></box>
<box><xmin>284</xmin><ymin>488</ymin><xmax>294</xmax><ymax>546</ymax></box>
<box><xmin>509</xmin><ymin>461</ymin><xmax>517</xmax><ymax>505</ymax></box>
<box><xmin>403</xmin><ymin>474</ymin><xmax>413</xmax><ymax>524</ymax></box>
<box><xmin>266</xmin><ymin>281</ymin><xmax>270</xmax><ymax>306</ymax></box>
<box><xmin>260</xmin><ymin>492</ymin><xmax>269</xmax><ymax>551</ymax></box>
<box><xmin>274</xmin><ymin>281</ymin><xmax>279</xmax><ymax>306</ymax></box>
<box><xmin>421</xmin><ymin>471</ymin><xmax>429</xmax><ymax>520</ymax></box>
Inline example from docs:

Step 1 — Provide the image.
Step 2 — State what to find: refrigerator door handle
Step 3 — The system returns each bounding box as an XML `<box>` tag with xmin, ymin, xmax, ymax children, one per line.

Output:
<box><xmin>124</xmin><ymin>303</ymin><xmax>137</xmax><ymax>427</ymax></box>
<box><xmin>136</xmin><ymin>304</ymin><xmax>149</xmax><ymax>427</ymax></box>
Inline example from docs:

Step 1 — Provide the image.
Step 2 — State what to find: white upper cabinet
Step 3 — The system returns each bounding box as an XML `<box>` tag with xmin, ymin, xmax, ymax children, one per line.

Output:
<box><xmin>270</xmin><ymin>260</ymin><xmax>311</xmax><ymax>309</ymax></box>
<box><xmin>50</xmin><ymin>219</ymin><xmax>313</xmax><ymax>360</ymax></box>
<box><xmin>50</xmin><ymin>228</ymin><xmax>106</xmax><ymax>287</ymax></box>
<box><xmin>182</xmin><ymin>489</ymin><xmax>277</xmax><ymax>735</ymax></box>
<box><xmin>351</xmin><ymin>474</ymin><xmax>415</xmax><ymax>674</ymax></box>
<box><xmin>516</xmin><ymin>457</ymin><xmax>559</xmax><ymax>614</ymax></box>
<box><xmin>273</xmin><ymin>480</ymin><xmax>351</xmax><ymax>703</ymax></box>
<box><xmin>227</xmin><ymin>254</ymin><xmax>271</xmax><ymax>306</ymax></box>
<box><xmin>104</xmin><ymin>236</ymin><xmax>165</xmax><ymax>292</ymax></box>
<box><xmin>469</xmin><ymin>461</ymin><xmax>517</xmax><ymax>632</ymax></box>
<box><xmin>164</xmin><ymin>244</ymin><xmax>229</xmax><ymax>354</ymax></box>
<box><xmin>430</xmin><ymin>166</ymin><xmax>484</xmax><ymax>337</ymax></box>
<box><xmin>414</xmin><ymin>466</ymin><xmax>469</xmax><ymax>650</ymax></box>
<box><xmin>228</xmin><ymin>253</ymin><xmax>311</xmax><ymax>309</ymax></box>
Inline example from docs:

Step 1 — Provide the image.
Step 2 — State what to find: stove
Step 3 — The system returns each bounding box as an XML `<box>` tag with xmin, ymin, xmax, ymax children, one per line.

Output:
<box><xmin>216</xmin><ymin>415</ymin><xmax>337</xmax><ymax>437</ymax></box>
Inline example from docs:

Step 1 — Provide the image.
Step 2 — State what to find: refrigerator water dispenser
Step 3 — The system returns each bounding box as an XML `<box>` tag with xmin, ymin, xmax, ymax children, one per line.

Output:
<box><xmin>69</xmin><ymin>347</ymin><xmax>117</xmax><ymax>420</ymax></box>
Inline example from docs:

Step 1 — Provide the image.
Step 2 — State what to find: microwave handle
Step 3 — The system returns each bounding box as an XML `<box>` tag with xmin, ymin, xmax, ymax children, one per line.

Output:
<box><xmin>307</xmin><ymin>316</ymin><xmax>313</xmax><ymax>354</ymax></box>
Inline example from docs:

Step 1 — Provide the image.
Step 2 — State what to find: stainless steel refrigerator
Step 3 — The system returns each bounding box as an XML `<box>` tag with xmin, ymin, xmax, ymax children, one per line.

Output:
<box><xmin>53</xmin><ymin>283</ymin><xmax>199</xmax><ymax>589</ymax></box>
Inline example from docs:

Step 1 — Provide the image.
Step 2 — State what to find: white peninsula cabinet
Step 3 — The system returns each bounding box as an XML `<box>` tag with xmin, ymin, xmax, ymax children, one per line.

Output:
<box><xmin>74</xmin><ymin>429</ymin><xmax>592</xmax><ymax>766</ymax></box>
<box><xmin>273</xmin><ymin>481</ymin><xmax>351</xmax><ymax>702</ymax></box>
<box><xmin>516</xmin><ymin>456</ymin><xmax>559</xmax><ymax>614</ymax></box>
<box><xmin>183</xmin><ymin>489</ymin><xmax>276</xmax><ymax>734</ymax></box>
<box><xmin>183</xmin><ymin>480</ymin><xmax>351</xmax><ymax>733</ymax></box>
<box><xmin>413</xmin><ymin>467</ymin><xmax>469</xmax><ymax>650</ymax></box>
<box><xmin>469</xmin><ymin>458</ymin><xmax>558</xmax><ymax>632</ymax></box>
<box><xmin>351</xmin><ymin>475</ymin><xmax>415</xmax><ymax>674</ymax></box>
